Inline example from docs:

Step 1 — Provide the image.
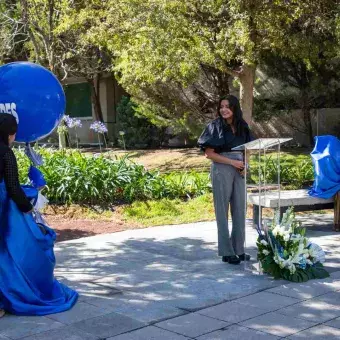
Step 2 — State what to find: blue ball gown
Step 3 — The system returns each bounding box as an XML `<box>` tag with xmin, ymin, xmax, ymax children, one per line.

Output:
<box><xmin>0</xmin><ymin>182</ymin><xmax>78</xmax><ymax>315</ymax></box>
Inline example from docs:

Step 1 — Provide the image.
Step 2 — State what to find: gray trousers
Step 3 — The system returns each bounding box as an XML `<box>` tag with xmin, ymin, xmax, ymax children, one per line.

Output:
<box><xmin>211</xmin><ymin>152</ymin><xmax>246</xmax><ymax>256</ymax></box>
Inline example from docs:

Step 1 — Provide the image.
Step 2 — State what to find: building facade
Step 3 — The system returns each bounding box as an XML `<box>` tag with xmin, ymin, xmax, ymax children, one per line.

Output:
<box><xmin>47</xmin><ymin>74</ymin><xmax>127</xmax><ymax>146</ymax></box>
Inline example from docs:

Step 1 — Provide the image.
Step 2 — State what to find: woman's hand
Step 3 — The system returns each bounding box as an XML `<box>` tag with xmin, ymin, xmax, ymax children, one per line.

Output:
<box><xmin>205</xmin><ymin>148</ymin><xmax>245</xmax><ymax>170</ymax></box>
<box><xmin>231</xmin><ymin>160</ymin><xmax>245</xmax><ymax>170</ymax></box>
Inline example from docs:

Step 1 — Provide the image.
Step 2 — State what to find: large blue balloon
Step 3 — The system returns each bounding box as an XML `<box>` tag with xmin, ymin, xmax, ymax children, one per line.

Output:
<box><xmin>0</xmin><ymin>62</ymin><xmax>65</xmax><ymax>143</ymax></box>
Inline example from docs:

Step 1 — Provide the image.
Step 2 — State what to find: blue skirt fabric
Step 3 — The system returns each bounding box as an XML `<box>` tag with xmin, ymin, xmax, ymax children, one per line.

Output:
<box><xmin>0</xmin><ymin>182</ymin><xmax>78</xmax><ymax>315</ymax></box>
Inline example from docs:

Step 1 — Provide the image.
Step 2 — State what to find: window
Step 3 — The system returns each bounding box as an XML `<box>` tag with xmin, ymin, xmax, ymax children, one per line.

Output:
<box><xmin>64</xmin><ymin>82</ymin><xmax>92</xmax><ymax>118</ymax></box>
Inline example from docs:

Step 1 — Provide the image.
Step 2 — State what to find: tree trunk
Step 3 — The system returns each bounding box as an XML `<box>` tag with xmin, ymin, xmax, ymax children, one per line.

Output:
<box><xmin>302</xmin><ymin>108</ymin><xmax>314</xmax><ymax>146</ymax></box>
<box><xmin>239</xmin><ymin>65</ymin><xmax>256</xmax><ymax>125</ymax></box>
<box><xmin>87</xmin><ymin>75</ymin><xmax>110</xmax><ymax>143</ymax></box>
<box><xmin>87</xmin><ymin>76</ymin><xmax>104</xmax><ymax>122</ymax></box>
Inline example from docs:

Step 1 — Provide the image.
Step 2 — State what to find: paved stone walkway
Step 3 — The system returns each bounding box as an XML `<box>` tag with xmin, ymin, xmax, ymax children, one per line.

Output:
<box><xmin>0</xmin><ymin>214</ymin><xmax>340</xmax><ymax>339</ymax></box>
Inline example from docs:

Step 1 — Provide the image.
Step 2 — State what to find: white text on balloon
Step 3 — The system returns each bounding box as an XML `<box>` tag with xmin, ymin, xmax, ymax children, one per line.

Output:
<box><xmin>0</xmin><ymin>103</ymin><xmax>19</xmax><ymax>123</ymax></box>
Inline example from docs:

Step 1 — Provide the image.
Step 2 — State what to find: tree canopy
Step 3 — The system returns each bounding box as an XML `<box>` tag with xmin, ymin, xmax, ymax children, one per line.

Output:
<box><xmin>0</xmin><ymin>0</ymin><xmax>339</xmax><ymax>136</ymax></box>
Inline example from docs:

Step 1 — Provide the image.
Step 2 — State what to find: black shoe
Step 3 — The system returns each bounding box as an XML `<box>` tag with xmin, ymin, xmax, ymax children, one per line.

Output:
<box><xmin>222</xmin><ymin>255</ymin><xmax>241</xmax><ymax>265</ymax></box>
<box><xmin>238</xmin><ymin>253</ymin><xmax>251</xmax><ymax>261</ymax></box>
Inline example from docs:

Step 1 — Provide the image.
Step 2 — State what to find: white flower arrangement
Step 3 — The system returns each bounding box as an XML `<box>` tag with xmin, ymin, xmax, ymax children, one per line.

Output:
<box><xmin>256</xmin><ymin>207</ymin><xmax>329</xmax><ymax>282</ymax></box>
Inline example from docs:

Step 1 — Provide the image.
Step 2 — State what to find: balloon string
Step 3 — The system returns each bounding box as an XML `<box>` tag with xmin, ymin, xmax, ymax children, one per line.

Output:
<box><xmin>25</xmin><ymin>143</ymin><xmax>43</xmax><ymax>166</ymax></box>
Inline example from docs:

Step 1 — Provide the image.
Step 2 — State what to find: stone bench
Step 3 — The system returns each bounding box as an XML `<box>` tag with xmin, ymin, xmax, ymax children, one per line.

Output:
<box><xmin>248</xmin><ymin>189</ymin><xmax>336</xmax><ymax>228</ymax></box>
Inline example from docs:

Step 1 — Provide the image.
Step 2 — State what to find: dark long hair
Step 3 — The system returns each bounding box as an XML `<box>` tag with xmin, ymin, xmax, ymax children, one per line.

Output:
<box><xmin>0</xmin><ymin>114</ymin><xmax>18</xmax><ymax>146</ymax></box>
<box><xmin>216</xmin><ymin>95</ymin><xmax>247</xmax><ymax>136</ymax></box>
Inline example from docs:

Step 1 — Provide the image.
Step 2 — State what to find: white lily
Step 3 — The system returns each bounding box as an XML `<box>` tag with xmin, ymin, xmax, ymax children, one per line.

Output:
<box><xmin>260</xmin><ymin>239</ymin><xmax>268</xmax><ymax>246</ymax></box>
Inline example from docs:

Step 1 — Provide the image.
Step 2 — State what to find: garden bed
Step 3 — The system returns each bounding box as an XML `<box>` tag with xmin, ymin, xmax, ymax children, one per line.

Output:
<box><xmin>16</xmin><ymin>147</ymin><xmax>320</xmax><ymax>242</ymax></box>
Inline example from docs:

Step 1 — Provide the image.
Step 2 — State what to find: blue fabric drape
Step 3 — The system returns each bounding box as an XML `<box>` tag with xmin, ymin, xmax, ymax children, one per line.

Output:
<box><xmin>0</xmin><ymin>182</ymin><xmax>78</xmax><ymax>315</ymax></box>
<box><xmin>309</xmin><ymin>135</ymin><xmax>340</xmax><ymax>199</ymax></box>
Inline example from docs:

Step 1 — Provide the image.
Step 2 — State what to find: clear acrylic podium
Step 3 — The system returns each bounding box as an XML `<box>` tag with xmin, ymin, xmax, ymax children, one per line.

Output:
<box><xmin>232</xmin><ymin>138</ymin><xmax>292</xmax><ymax>269</ymax></box>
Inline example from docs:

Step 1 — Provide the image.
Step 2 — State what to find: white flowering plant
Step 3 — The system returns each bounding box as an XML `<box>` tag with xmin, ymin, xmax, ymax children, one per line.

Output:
<box><xmin>90</xmin><ymin>121</ymin><xmax>108</xmax><ymax>134</ymax></box>
<box><xmin>90</xmin><ymin>121</ymin><xmax>108</xmax><ymax>151</ymax></box>
<box><xmin>64</xmin><ymin>115</ymin><xmax>82</xmax><ymax>129</ymax></box>
<box><xmin>256</xmin><ymin>207</ymin><xmax>329</xmax><ymax>282</ymax></box>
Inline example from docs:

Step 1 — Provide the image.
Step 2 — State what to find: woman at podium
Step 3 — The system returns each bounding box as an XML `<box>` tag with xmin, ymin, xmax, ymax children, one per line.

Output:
<box><xmin>198</xmin><ymin>95</ymin><xmax>253</xmax><ymax>264</ymax></box>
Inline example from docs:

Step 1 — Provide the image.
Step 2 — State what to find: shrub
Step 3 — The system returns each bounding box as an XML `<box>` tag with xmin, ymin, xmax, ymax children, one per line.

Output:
<box><xmin>249</xmin><ymin>156</ymin><xmax>314</xmax><ymax>189</ymax></box>
<box><xmin>14</xmin><ymin>148</ymin><xmax>314</xmax><ymax>206</ymax></box>
<box><xmin>116</xmin><ymin>96</ymin><xmax>167</xmax><ymax>148</ymax></box>
<box><xmin>14</xmin><ymin>148</ymin><xmax>211</xmax><ymax>205</ymax></box>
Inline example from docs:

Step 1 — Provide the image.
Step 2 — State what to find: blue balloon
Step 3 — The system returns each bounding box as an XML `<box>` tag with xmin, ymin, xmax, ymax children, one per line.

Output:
<box><xmin>0</xmin><ymin>62</ymin><xmax>65</xmax><ymax>143</ymax></box>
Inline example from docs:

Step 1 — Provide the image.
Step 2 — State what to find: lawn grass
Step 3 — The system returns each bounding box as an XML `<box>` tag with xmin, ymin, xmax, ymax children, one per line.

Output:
<box><xmin>45</xmin><ymin>193</ymin><xmax>332</xmax><ymax>230</ymax></box>
<box><xmin>122</xmin><ymin>193</ymin><xmax>216</xmax><ymax>226</ymax></box>
<box><xmin>104</xmin><ymin>148</ymin><xmax>211</xmax><ymax>172</ymax></box>
<box><xmin>103</xmin><ymin>147</ymin><xmax>312</xmax><ymax>173</ymax></box>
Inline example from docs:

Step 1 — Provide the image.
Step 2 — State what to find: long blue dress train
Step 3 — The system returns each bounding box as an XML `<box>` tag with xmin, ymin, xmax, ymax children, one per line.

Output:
<box><xmin>0</xmin><ymin>182</ymin><xmax>78</xmax><ymax>315</ymax></box>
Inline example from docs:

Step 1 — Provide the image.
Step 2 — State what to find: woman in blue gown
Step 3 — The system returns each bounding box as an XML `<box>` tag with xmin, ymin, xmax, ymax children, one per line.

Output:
<box><xmin>0</xmin><ymin>114</ymin><xmax>78</xmax><ymax>316</ymax></box>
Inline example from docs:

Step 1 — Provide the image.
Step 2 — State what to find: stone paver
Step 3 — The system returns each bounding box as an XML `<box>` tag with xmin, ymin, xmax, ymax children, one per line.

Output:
<box><xmin>0</xmin><ymin>315</ymin><xmax>63</xmax><ymax>339</ymax></box>
<box><xmin>267</xmin><ymin>281</ymin><xmax>335</xmax><ymax>300</ymax></box>
<box><xmin>46</xmin><ymin>301</ymin><xmax>115</xmax><ymax>325</ymax></box>
<box><xmin>155</xmin><ymin>313</ymin><xmax>230</xmax><ymax>338</ymax></box>
<box><xmin>196</xmin><ymin>301</ymin><xmax>269</xmax><ymax>323</ymax></box>
<box><xmin>56</xmin><ymin>278</ymin><xmax>122</xmax><ymax>300</ymax></box>
<box><xmin>232</xmin><ymin>291</ymin><xmax>300</xmax><ymax>311</ymax></box>
<box><xmin>106</xmin><ymin>326</ymin><xmax>190</xmax><ymax>339</ymax></box>
<box><xmin>196</xmin><ymin>324</ymin><xmax>280</xmax><ymax>340</ymax></box>
<box><xmin>71</xmin><ymin>312</ymin><xmax>145</xmax><ymax>338</ymax></box>
<box><xmin>287</xmin><ymin>325</ymin><xmax>340</xmax><ymax>339</ymax></box>
<box><xmin>240</xmin><ymin>311</ymin><xmax>318</xmax><ymax>337</ymax></box>
<box><xmin>85</xmin><ymin>293</ymin><xmax>187</xmax><ymax>323</ymax></box>
<box><xmin>330</xmin><ymin>271</ymin><xmax>340</xmax><ymax>279</ymax></box>
<box><xmin>14</xmin><ymin>326</ymin><xmax>100</xmax><ymax>340</ymax></box>
<box><xmin>0</xmin><ymin>335</ymin><xmax>10</xmax><ymax>340</ymax></box>
<box><xmin>117</xmin><ymin>278</ymin><xmax>261</xmax><ymax>311</ymax></box>
<box><xmin>316</xmin><ymin>277</ymin><xmax>340</xmax><ymax>291</ymax></box>
<box><xmin>313</xmin><ymin>291</ymin><xmax>340</xmax><ymax>304</ymax></box>
<box><xmin>325</xmin><ymin>316</ymin><xmax>340</xmax><ymax>329</ymax></box>
<box><xmin>1</xmin><ymin>215</ymin><xmax>339</xmax><ymax>340</ymax></box>
<box><xmin>277</xmin><ymin>299</ymin><xmax>340</xmax><ymax>323</ymax></box>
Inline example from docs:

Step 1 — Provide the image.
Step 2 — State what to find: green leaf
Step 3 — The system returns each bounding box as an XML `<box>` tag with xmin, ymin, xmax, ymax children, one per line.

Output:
<box><xmin>310</xmin><ymin>265</ymin><xmax>330</xmax><ymax>280</ymax></box>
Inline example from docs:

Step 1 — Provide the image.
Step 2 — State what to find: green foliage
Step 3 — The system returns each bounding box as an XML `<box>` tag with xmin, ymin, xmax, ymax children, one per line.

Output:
<box><xmin>3</xmin><ymin>0</ymin><xmax>338</xmax><ymax>131</ymax></box>
<box><xmin>14</xmin><ymin>148</ymin><xmax>211</xmax><ymax>205</ymax></box>
<box><xmin>0</xmin><ymin>1</ymin><xmax>23</xmax><ymax>64</ymax></box>
<box><xmin>77</xmin><ymin>0</ymin><xmax>337</xmax><ymax>125</ymax></box>
<box><xmin>15</xmin><ymin>147</ymin><xmax>314</xmax><ymax>205</ymax></box>
<box><xmin>161</xmin><ymin>172</ymin><xmax>211</xmax><ymax>199</ymax></box>
<box><xmin>260</xmin><ymin>258</ymin><xmax>329</xmax><ymax>283</ymax></box>
<box><xmin>122</xmin><ymin>193</ymin><xmax>215</xmax><ymax>226</ymax></box>
<box><xmin>250</xmin><ymin>156</ymin><xmax>314</xmax><ymax>189</ymax></box>
<box><xmin>254</xmin><ymin>52</ymin><xmax>340</xmax><ymax>145</ymax></box>
<box><xmin>116</xmin><ymin>96</ymin><xmax>167</xmax><ymax>148</ymax></box>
